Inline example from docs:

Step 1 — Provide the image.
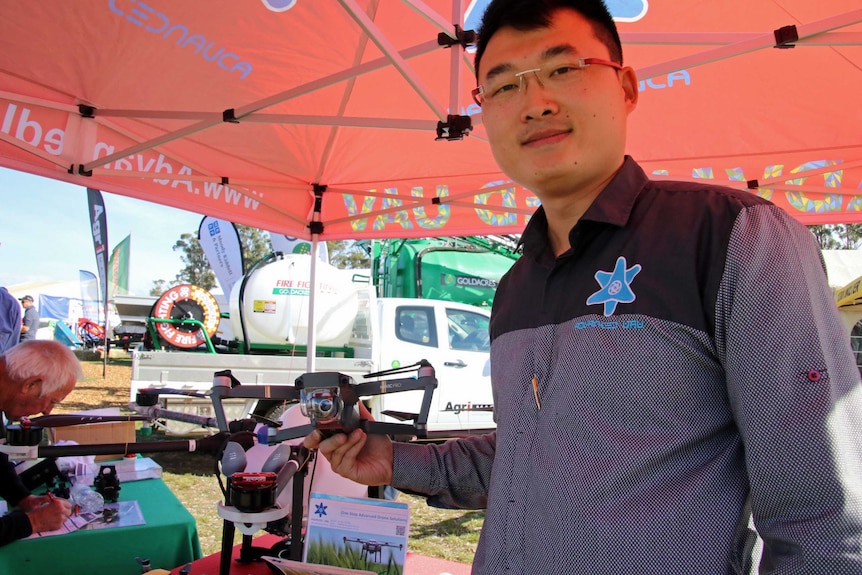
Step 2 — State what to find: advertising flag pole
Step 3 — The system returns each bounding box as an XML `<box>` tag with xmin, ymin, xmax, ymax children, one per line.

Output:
<box><xmin>87</xmin><ymin>187</ymin><xmax>110</xmax><ymax>378</ymax></box>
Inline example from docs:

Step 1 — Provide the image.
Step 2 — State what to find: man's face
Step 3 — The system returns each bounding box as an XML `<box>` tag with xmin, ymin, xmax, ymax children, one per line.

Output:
<box><xmin>477</xmin><ymin>9</ymin><xmax>638</xmax><ymax>200</ymax></box>
<box><xmin>4</xmin><ymin>378</ymin><xmax>75</xmax><ymax>420</ymax></box>
<box><xmin>21</xmin><ymin>300</ymin><xmax>31</xmax><ymax>309</ymax></box>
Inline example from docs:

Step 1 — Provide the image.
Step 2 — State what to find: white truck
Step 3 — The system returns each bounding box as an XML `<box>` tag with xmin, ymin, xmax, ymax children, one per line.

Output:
<box><xmin>129</xmin><ymin>254</ymin><xmax>495</xmax><ymax>439</ymax></box>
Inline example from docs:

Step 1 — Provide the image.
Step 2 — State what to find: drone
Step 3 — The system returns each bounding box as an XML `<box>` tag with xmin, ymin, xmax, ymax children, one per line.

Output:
<box><xmin>342</xmin><ymin>536</ymin><xmax>404</xmax><ymax>563</ymax></box>
<box><xmin>0</xmin><ymin>360</ymin><xmax>438</xmax><ymax>575</ymax></box>
<box><xmin>0</xmin><ymin>359</ymin><xmax>437</xmax><ymax>460</ymax></box>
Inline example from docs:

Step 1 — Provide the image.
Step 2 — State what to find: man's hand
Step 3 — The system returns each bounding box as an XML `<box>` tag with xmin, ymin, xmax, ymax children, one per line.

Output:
<box><xmin>22</xmin><ymin>494</ymin><xmax>72</xmax><ymax>533</ymax></box>
<box><xmin>303</xmin><ymin>406</ymin><xmax>394</xmax><ymax>486</ymax></box>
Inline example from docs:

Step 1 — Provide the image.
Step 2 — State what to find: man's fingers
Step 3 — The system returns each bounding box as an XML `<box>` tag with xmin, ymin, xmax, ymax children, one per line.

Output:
<box><xmin>302</xmin><ymin>429</ymin><xmax>323</xmax><ymax>449</ymax></box>
<box><xmin>327</xmin><ymin>430</ymin><xmax>366</xmax><ymax>476</ymax></box>
<box><xmin>55</xmin><ymin>498</ymin><xmax>72</xmax><ymax>514</ymax></box>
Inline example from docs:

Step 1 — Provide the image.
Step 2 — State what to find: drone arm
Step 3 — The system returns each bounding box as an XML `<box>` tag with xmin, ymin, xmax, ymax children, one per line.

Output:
<box><xmin>353</xmin><ymin>375</ymin><xmax>436</xmax><ymax>397</ymax></box>
<box><xmin>274</xmin><ymin>459</ymin><xmax>300</xmax><ymax>497</ymax></box>
<box><xmin>128</xmin><ymin>403</ymin><xmax>220</xmax><ymax>429</ymax></box>
<box><xmin>354</xmin><ymin>374</ymin><xmax>437</xmax><ymax>438</ymax></box>
<box><xmin>361</xmin><ymin>420</ymin><xmax>418</xmax><ymax>437</ymax></box>
<box><xmin>269</xmin><ymin>423</ymin><xmax>317</xmax><ymax>444</ymax></box>
<box><xmin>0</xmin><ymin>431</ymin><xmax>252</xmax><ymax>461</ymax></box>
<box><xmin>36</xmin><ymin>441</ymin><xmax>200</xmax><ymax>458</ymax></box>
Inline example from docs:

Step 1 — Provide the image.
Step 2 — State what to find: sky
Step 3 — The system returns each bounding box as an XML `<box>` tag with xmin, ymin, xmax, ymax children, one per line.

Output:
<box><xmin>0</xmin><ymin>167</ymin><xmax>204</xmax><ymax>296</ymax></box>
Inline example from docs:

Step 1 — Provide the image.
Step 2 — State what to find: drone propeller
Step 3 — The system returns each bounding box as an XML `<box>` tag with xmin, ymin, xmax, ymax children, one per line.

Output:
<box><xmin>136</xmin><ymin>387</ymin><xmax>209</xmax><ymax>399</ymax></box>
<box><xmin>380</xmin><ymin>410</ymin><xmax>418</xmax><ymax>422</ymax></box>
<box><xmin>24</xmin><ymin>414</ymin><xmax>150</xmax><ymax>428</ymax></box>
<box><xmin>249</xmin><ymin>413</ymin><xmax>281</xmax><ymax>428</ymax></box>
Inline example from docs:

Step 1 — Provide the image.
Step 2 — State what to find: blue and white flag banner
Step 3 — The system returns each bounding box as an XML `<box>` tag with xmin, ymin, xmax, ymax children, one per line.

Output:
<box><xmin>198</xmin><ymin>216</ymin><xmax>245</xmax><ymax>298</ymax></box>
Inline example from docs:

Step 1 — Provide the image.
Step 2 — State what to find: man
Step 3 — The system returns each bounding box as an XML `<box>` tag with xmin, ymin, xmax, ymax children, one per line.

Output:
<box><xmin>306</xmin><ymin>1</ymin><xmax>862</xmax><ymax>573</ymax></box>
<box><xmin>0</xmin><ymin>288</ymin><xmax>20</xmax><ymax>353</ymax></box>
<box><xmin>0</xmin><ymin>340</ymin><xmax>81</xmax><ymax>546</ymax></box>
<box><xmin>18</xmin><ymin>295</ymin><xmax>39</xmax><ymax>342</ymax></box>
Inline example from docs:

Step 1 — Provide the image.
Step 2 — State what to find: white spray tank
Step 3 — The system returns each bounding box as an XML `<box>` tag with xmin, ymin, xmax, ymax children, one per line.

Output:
<box><xmin>229</xmin><ymin>253</ymin><xmax>362</xmax><ymax>348</ymax></box>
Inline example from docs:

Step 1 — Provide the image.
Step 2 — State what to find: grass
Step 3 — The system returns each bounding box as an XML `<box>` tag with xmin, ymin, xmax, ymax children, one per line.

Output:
<box><xmin>56</xmin><ymin>356</ymin><xmax>482</xmax><ymax>565</ymax></box>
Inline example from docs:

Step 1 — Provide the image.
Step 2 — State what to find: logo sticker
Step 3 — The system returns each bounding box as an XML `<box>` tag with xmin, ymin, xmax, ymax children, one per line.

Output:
<box><xmin>586</xmin><ymin>256</ymin><xmax>641</xmax><ymax>316</ymax></box>
<box><xmin>261</xmin><ymin>0</ymin><xmax>297</xmax><ymax>12</ymax></box>
<box><xmin>465</xmin><ymin>0</ymin><xmax>648</xmax><ymax>32</ymax></box>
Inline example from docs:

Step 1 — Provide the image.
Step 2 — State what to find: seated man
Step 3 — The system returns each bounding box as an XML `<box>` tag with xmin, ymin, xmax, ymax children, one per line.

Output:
<box><xmin>0</xmin><ymin>340</ymin><xmax>83</xmax><ymax>546</ymax></box>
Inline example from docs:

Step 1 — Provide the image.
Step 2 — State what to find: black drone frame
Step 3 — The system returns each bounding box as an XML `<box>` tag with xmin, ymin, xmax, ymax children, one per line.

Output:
<box><xmin>0</xmin><ymin>359</ymin><xmax>438</xmax><ymax>573</ymax></box>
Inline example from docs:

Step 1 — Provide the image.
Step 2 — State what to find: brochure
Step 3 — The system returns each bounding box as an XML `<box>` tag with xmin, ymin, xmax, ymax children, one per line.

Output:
<box><xmin>303</xmin><ymin>493</ymin><xmax>409</xmax><ymax>574</ymax></box>
<box><xmin>262</xmin><ymin>556</ymin><xmax>375</xmax><ymax>575</ymax></box>
<box><xmin>26</xmin><ymin>500</ymin><xmax>145</xmax><ymax>538</ymax></box>
<box><xmin>26</xmin><ymin>509</ymin><xmax>101</xmax><ymax>538</ymax></box>
<box><xmin>84</xmin><ymin>500</ymin><xmax>146</xmax><ymax>530</ymax></box>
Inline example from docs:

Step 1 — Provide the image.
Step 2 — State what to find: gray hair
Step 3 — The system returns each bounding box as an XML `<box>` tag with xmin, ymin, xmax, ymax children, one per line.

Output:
<box><xmin>3</xmin><ymin>340</ymin><xmax>83</xmax><ymax>395</ymax></box>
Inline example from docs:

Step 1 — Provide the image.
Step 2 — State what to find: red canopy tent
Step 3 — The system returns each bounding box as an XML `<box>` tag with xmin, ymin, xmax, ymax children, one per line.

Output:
<box><xmin>0</xmin><ymin>0</ymin><xmax>859</xmax><ymax>239</ymax></box>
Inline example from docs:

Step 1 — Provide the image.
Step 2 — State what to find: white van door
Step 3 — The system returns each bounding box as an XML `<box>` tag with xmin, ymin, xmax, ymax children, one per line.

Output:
<box><xmin>374</xmin><ymin>302</ymin><xmax>494</xmax><ymax>436</ymax></box>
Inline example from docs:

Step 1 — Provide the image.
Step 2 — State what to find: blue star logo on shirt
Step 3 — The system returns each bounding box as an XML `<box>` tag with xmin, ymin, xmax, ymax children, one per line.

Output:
<box><xmin>586</xmin><ymin>256</ymin><xmax>642</xmax><ymax>316</ymax></box>
<box><xmin>314</xmin><ymin>503</ymin><xmax>328</xmax><ymax>518</ymax></box>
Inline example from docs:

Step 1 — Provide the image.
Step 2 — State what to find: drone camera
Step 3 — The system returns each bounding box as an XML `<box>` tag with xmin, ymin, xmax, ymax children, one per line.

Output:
<box><xmin>296</xmin><ymin>372</ymin><xmax>360</xmax><ymax>437</ymax></box>
<box><xmin>301</xmin><ymin>388</ymin><xmax>340</xmax><ymax>422</ymax></box>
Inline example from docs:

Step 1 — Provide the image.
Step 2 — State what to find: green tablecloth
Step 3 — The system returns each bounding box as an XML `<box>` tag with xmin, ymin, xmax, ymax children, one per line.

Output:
<box><xmin>0</xmin><ymin>475</ymin><xmax>202</xmax><ymax>574</ymax></box>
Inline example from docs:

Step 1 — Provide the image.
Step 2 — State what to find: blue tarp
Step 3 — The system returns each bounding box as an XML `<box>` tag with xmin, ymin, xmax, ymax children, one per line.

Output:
<box><xmin>38</xmin><ymin>294</ymin><xmax>100</xmax><ymax>322</ymax></box>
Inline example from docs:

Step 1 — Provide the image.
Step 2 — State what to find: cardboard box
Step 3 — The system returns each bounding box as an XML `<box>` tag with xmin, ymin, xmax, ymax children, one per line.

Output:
<box><xmin>50</xmin><ymin>420</ymin><xmax>136</xmax><ymax>462</ymax></box>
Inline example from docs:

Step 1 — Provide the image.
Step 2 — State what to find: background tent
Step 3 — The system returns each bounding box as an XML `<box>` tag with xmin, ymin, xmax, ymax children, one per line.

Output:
<box><xmin>0</xmin><ymin>0</ymin><xmax>860</xmax><ymax>240</ymax></box>
<box><xmin>6</xmin><ymin>280</ymin><xmax>91</xmax><ymax>322</ymax></box>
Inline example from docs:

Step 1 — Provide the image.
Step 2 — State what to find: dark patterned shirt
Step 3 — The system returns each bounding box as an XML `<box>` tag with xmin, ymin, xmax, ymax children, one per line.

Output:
<box><xmin>392</xmin><ymin>157</ymin><xmax>862</xmax><ymax>574</ymax></box>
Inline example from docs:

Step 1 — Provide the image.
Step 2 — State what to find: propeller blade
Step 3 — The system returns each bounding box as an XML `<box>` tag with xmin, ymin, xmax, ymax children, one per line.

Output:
<box><xmin>380</xmin><ymin>410</ymin><xmax>418</xmax><ymax>422</ymax></box>
<box><xmin>261</xmin><ymin>444</ymin><xmax>293</xmax><ymax>474</ymax></box>
<box><xmin>250</xmin><ymin>413</ymin><xmax>281</xmax><ymax>428</ymax></box>
<box><xmin>220</xmin><ymin>441</ymin><xmax>248</xmax><ymax>476</ymax></box>
<box><xmin>27</xmin><ymin>414</ymin><xmax>149</xmax><ymax>428</ymax></box>
<box><xmin>137</xmin><ymin>388</ymin><xmax>209</xmax><ymax>399</ymax></box>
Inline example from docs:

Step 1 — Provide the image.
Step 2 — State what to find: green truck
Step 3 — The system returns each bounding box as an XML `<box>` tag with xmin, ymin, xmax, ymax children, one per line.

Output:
<box><xmin>368</xmin><ymin>236</ymin><xmax>520</xmax><ymax>309</ymax></box>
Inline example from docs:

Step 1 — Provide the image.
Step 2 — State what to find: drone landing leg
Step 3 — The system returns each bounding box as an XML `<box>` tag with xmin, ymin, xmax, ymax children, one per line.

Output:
<box><xmin>238</xmin><ymin>533</ymin><xmax>257</xmax><ymax>563</ymax></box>
<box><xmin>219</xmin><ymin>518</ymin><xmax>235</xmax><ymax>575</ymax></box>
<box><xmin>289</xmin><ymin>460</ymin><xmax>308</xmax><ymax>562</ymax></box>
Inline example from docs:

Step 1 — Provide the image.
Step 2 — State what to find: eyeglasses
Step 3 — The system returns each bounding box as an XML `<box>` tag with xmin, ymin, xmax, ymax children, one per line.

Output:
<box><xmin>472</xmin><ymin>57</ymin><xmax>623</xmax><ymax>108</ymax></box>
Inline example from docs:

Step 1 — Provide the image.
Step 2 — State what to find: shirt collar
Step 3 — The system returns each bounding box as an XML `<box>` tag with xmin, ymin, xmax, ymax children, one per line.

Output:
<box><xmin>519</xmin><ymin>156</ymin><xmax>649</xmax><ymax>257</ymax></box>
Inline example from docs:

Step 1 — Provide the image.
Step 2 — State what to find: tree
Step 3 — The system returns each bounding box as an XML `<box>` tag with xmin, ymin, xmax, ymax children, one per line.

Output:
<box><xmin>236</xmin><ymin>225</ymin><xmax>272</xmax><ymax>272</ymax></box>
<box><xmin>327</xmin><ymin>240</ymin><xmax>370</xmax><ymax>269</ymax></box>
<box><xmin>809</xmin><ymin>224</ymin><xmax>862</xmax><ymax>250</ymax></box>
<box><xmin>173</xmin><ymin>232</ymin><xmax>216</xmax><ymax>290</ymax></box>
<box><xmin>149</xmin><ymin>279</ymin><xmax>170</xmax><ymax>297</ymax></box>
